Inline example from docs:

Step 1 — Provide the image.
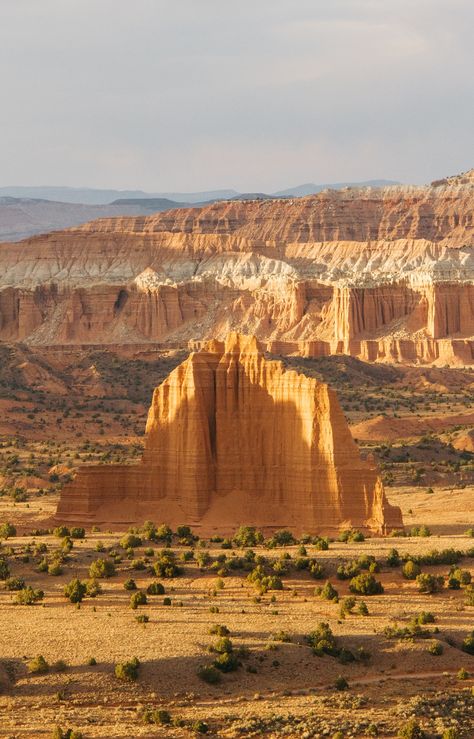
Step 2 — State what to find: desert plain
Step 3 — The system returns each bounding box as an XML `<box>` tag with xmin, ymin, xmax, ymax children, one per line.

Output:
<box><xmin>0</xmin><ymin>345</ymin><xmax>472</xmax><ymax>739</ymax></box>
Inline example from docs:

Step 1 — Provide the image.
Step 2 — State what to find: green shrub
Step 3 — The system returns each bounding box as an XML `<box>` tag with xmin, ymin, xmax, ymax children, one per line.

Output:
<box><xmin>85</xmin><ymin>579</ymin><xmax>102</xmax><ymax>598</ymax></box>
<box><xmin>48</xmin><ymin>561</ymin><xmax>63</xmax><ymax>576</ymax></box>
<box><xmin>402</xmin><ymin>560</ymin><xmax>421</xmax><ymax>580</ymax></box>
<box><xmin>5</xmin><ymin>576</ymin><xmax>25</xmax><ymax>591</ymax></box>
<box><xmin>317</xmin><ymin>581</ymin><xmax>339</xmax><ymax>602</ymax></box>
<box><xmin>409</xmin><ymin>525</ymin><xmax>431</xmax><ymax>538</ymax></box>
<box><xmin>309</xmin><ymin>560</ymin><xmax>325</xmax><ymax>579</ymax></box>
<box><xmin>338</xmin><ymin>529</ymin><xmax>365</xmax><ymax>543</ymax></box>
<box><xmin>214</xmin><ymin>651</ymin><xmax>240</xmax><ymax>672</ymax></box>
<box><xmin>457</xmin><ymin>667</ymin><xmax>469</xmax><ymax>680</ymax></box>
<box><xmin>247</xmin><ymin>565</ymin><xmax>283</xmax><ymax>593</ymax></box>
<box><xmin>51</xmin><ymin>728</ymin><xmax>83</xmax><ymax>739</ymax></box>
<box><xmin>197</xmin><ymin>663</ymin><xmax>222</xmax><ymax>684</ymax></box>
<box><xmin>307</xmin><ymin>622</ymin><xmax>339</xmax><ymax>656</ymax></box>
<box><xmin>209</xmin><ymin>624</ymin><xmax>230</xmax><ymax>636</ymax></box>
<box><xmin>414</xmin><ymin>611</ymin><xmax>435</xmax><ymax>625</ymax></box>
<box><xmin>441</xmin><ymin>729</ymin><xmax>460</xmax><ymax>739</ymax></box>
<box><xmin>397</xmin><ymin>718</ymin><xmax>426</xmax><ymax>738</ymax></box>
<box><xmin>428</xmin><ymin>641</ymin><xmax>443</xmax><ymax>655</ymax></box>
<box><xmin>141</xmin><ymin>520</ymin><xmax>157</xmax><ymax>540</ymax></box>
<box><xmin>114</xmin><ymin>656</ymin><xmax>140</xmax><ymax>681</ymax></box>
<box><xmin>196</xmin><ymin>551</ymin><xmax>212</xmax><ymax>568</ymax></box>
<box><xmin>265</xmin><ymin>529</ymin><xmax>295</xmax><ymax>547</ymax></box>
<box><xmin>155</xmin><ymin>523</ymin><xmax>173</xmax><ymax>543</ymax></box>
<box><xmin>212</xmin><ymin>637</ymin><xmax>239</xmax><ymax>672</ymax></box>
<box><xmin>53</xmin><ymin>659</ymin><xmax>68</xmax><ymax>672</ymax></box>
<box><xmin>192</xmin><ymin>719</ymin><xmax>209</xmax><ymax>734</ymax></box>
<box><xmin>153</xmin><ymin>550</ymin><xmax>181</xmax><ymax>578</ymax></box>
<box><xmin>53</xmin><ymin>526</ymin><xmax>70</xmax><ymax>539</ymax></box>
<box><xmin>120</xmin><ymin>533</ymin><xmax>142</xmax><ymax>549</ymax></box>
<box><xmin>339</xmin><ymin>596</ymin><xmax>356</xmax><ymax>617</ymax></box>
<box><xmin>163</xmin><ymin>596</ymin><xmax>172</xmax><ymax>606</ymax></box>
<box><xmin>146</xmin><ymin>581</ymin><xmax>165</xmax><ymax>595</ymax></box>
<box><xmin>313</xmin><ymin>536</ymin><xmax>329</xmax><ymax>550</ymax></box>
<box><xmin>0</xmin><ymin>522</ymin><xmax>16</xmax><ymax>539</ymax></box>
<box><xmin>70</xmin><ymin>527</ymin><xmax>85</xmax><ymax>539</ymax></box>
<box><xmin>176</xmin><ymin>525</ymin><xmax>196</xmax><ymax>545</ymax></box>
<box><xmin>450</xmin><ymin>568</ymin><xmax>471</xmax><ymax>586</ymax></box>
<box><xmin>61</xmin><ymin>537</ymin><xmax>73</xmax><ymax>553</ymax></box>
<box><xmin>233</xmin><ymin>525</ymin><xmax>263</xmax><ymax>547</ymax></box>
<box><xmin>135</xmin><ymin>614</ymin><xmax>149</xmax><ymax>623</ymax></box>
<box><xmin>88</xmin><ymin>558</ymin><xmax>115</xmax><ymax>579</ymax></box>
<box><xmin>334</xmin><ymin>675</ymin><xmax>348</xmax><ymax>690</ymax></box>
<box><xmin>143</xmin><ymin>708</ymin><xmax>171</xmax><ymax>725</ymax></box>
<box><xmin>0</xmin><ymin>558</ymin><xmax>10</xmax><ymax>580</ymax></box>
<box><xmin>387</xmin><ymin>548</ymin><xmax>401</xmax><ymax>567</ymax></box>
<box><xmin>15</xmin><ymin>586</ymin><xmax>44</xmax><ymax>605</ymax></box>
<box><xmin>130</xmin><ymin>591</ymin><xmax>147</xmax><ymax>609</ymax></box>
<box><xmin>358</xmin><ymin>601</ymin><xmax>369</xmax><ymax>616</ymax></box>
<box><xmin>416</xmin><ymin>573</ymin><xmax>444</xmax><ymax>594</ymax></box>
<box><xmin>28</xmin><ymin>654</ymin><xmax>49</xmax><ymax>674</ymax></box>
<box><xmin>461</xmin><ymin>630</ymin><xmax>474</xmax><ymax>655</ymax></box>
<box><xmin>124</xmin><ymin>578</ymin><xmax>137</xmax><ymax>591</ymax></box>
<box><xmin>349</xmin><ymin>573</ymin><xmax>383</xmax><ymax>595</ymax></box>
<box><xmin>64</xmin><ymin>578</ymin><xmax>87</xmax><ymax>603</ymax></box>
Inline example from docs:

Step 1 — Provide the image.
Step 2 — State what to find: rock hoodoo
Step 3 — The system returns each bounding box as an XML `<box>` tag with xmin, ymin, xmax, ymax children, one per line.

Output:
<box><xmin>56</xmin><ymin>333</ymin><xmax>402</xmax><ymax>534</ymax></box>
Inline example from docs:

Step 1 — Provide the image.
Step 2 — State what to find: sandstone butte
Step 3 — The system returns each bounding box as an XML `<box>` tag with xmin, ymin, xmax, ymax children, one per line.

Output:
<box><xmin>56</xmin><ymin>333</ymin><xmax>403</xmax><ymax>535</ymax></box>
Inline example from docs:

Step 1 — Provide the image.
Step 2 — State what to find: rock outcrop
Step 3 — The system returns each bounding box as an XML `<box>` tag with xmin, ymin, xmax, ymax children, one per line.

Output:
<box><xmin>1</xmin><ymin>175</ymin><xmax>473</xmax><ymax>365</ymax></box>
<box><xmin>56</xmin><ymin>334</ymin><xmax>402</xmax><ymax>534</ymax></box>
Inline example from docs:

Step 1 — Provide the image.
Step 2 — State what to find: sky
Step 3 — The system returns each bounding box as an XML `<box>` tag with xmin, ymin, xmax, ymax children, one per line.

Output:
<box><xmin>0</xmin><ymin>0</ymin><xmax>473</xmax><ymax>192</ymax></box>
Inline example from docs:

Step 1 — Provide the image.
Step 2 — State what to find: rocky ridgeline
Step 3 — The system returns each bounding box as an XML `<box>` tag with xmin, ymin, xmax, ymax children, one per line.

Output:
<box><xmin>0</xmin><ymin>175</ymin><xmax>472</xmax><ymax>365</ymax></box>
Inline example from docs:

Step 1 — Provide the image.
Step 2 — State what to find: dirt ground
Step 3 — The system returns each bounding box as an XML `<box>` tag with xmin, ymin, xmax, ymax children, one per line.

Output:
<box><xmin>0</xmin><ymin>485</ymin><xmax>473</xmax><ymax>738</ymax></box>
<box><xmin>0</xmin><ymin>349</ymin><xmax>473</xmax><ymax>737</ymax></box>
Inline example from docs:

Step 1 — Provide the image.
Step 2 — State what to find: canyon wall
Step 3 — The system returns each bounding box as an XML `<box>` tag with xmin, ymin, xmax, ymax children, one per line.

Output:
<box><xmin>0</xmin><ymin>177</ymin><xmax>473</xmax><ymax>365</ymax></box>
<box><xmin>56</xmin><ymin>333</ymin><xmax>402</xmax><ymax>534</ymax></box>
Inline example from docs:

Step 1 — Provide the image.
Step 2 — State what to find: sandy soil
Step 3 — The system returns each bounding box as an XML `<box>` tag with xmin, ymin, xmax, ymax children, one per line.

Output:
<box><xmin>0</xmin><ymin>350</ymin><xmax>472</xmax><ymax>737</ymax></box>
<box><xmin>0</xmin><ymin>487</ymin><xmax>473</xmax><ymax>738</ymax></box>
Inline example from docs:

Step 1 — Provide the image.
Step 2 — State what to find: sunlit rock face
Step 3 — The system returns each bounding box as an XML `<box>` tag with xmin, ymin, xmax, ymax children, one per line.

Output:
<box><xmin>56</xmin><ymin>333</ymin><xmax>403</xmax><ymax>535</ymax></box>
<box><xmin>0</xmin><ymin>177</ymin><xmax>473</xmax><ymax>365</ymax></box>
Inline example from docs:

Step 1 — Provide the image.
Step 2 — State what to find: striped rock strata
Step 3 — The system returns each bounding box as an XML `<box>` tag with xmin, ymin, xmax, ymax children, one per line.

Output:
<box><xmin>56</xmin><ymin>333</ymin><xmax>402</xmax><ymax>534</ymax></box>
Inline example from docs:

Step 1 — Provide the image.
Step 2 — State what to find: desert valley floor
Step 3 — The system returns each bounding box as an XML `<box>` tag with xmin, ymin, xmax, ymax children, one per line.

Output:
<box><xmin>0</xmin><ymin>347</ymin><xmax>472</xmax><ymax>738</ymax></box>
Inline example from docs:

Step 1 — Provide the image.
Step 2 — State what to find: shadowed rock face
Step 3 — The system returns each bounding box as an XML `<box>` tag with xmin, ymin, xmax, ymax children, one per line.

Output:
<box><xmin>56</xmin><ymin>333</ymin><xmax>402</xmax><ymax>534</ymax></box>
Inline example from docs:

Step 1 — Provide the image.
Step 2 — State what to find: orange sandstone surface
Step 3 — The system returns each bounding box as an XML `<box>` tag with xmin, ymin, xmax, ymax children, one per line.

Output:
<box><xmin>56</xmin><ymin>333</ymin><xmax>402</xmax><ymax>534</ymax></box>
<box><xmin>0</xmin><ymin>177</ymin><xmax>473</xmax><ymax>365</ymax></box>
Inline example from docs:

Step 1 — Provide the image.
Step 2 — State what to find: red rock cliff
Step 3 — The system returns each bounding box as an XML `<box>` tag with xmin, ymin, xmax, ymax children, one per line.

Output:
<box><xmin>1</xmin><ymin>178</ymin><xmax>473</xmax><ymax>365</ymax></box>
<box><xmin>56</xmin><ymin>334</ymin><xmax>403</xmax><ymax>534</ymax></box>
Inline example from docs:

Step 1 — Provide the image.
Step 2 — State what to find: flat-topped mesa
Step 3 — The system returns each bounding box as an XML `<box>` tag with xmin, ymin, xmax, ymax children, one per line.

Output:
<box><xmin>56</xmin><ymin>333</ymin><xmax>402</xmax><ymax>534</ymax></box>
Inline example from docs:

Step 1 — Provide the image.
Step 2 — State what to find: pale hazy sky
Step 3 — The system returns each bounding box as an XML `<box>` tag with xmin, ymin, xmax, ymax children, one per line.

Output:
<box><xmin>1</xmin><ymin>0</ymin><xmax>472</xmax><ymax>192</ymax></box>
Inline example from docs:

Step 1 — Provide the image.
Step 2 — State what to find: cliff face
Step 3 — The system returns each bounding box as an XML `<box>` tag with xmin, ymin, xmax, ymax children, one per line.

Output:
<box><xmin>56</xmin><ymin>333</ymin><xmax>403</xmax><ymax>534</ymax></box>
<box><xmin>1</xmin><ymin>177</ymin><xmax>473</xmax><ymax>365</ymax></box>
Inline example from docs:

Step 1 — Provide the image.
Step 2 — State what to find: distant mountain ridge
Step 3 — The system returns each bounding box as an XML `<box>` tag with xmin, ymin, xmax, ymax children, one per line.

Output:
<box><xmin>273</xmin><ymin>180</ymin><xmax>400</xmax><ymax>197</ymax></box>
<box><xmin>0</xmin><ymin>180</ymin><xmax>400</xmax><ymax>206</ymax></box>
<box><xmin>0</xmin><ymin>186</ymin><xmax>239</xmax><ymax>205</ymax></box>
<box><xmin>0</xmin><ymin>180</ymin><xmax>403</xmax><ymax>241</ymax></box>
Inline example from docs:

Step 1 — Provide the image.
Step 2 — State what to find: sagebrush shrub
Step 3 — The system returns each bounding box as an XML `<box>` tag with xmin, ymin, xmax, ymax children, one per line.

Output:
<box><xmin>114</xmin><ymin>656</ymin><xmax>140</xmax><ymax>681</ymax></box>
<box><xmin>89</xmin><ymin>558</ymin><xmax>115</xmax><ymax>579</ymax></box>
<box><xmin>28</xmin><ymin>654</ymin><xmax>49</xmax><ymax>674</ymax></box>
